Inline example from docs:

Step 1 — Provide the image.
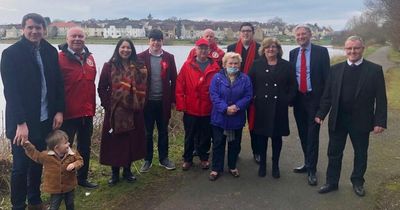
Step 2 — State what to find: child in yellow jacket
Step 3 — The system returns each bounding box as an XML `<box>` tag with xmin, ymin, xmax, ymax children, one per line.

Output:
<box><xmin>23</xmin><ymin>130</ymin><xmax>83</xmax><ymax>210</ymax></box>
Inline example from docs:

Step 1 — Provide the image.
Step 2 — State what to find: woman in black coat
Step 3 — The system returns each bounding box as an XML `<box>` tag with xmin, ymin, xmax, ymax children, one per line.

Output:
<box><xmin>248</xmin><ymin>37</ymin><xmax>296</xmax><ymax>178</ymax></box>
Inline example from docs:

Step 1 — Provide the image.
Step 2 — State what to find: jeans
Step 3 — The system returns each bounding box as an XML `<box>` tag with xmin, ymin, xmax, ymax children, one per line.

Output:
<box><xmin>49</xmin><ymin>190</ymin><xmax>75</xmax><ymax>210</ymax></box>
<box><xmin>61</xmin><ymin>117</ymin><xmax>93</xmax><ymax>182</ymax></box>
<box><xmin>10</xmin><ymin>120</ymin><xmax>51</xmax><ymax>210</ymax></box>
<box><xmin>211</xmin><ymin>126</ymin><xmax>242</xmax><ymax>172</ymax></box>
<box><xmin>144</xmin><ymin>100</ymin><xmax>169</xmax><ymax>162</ymax></box>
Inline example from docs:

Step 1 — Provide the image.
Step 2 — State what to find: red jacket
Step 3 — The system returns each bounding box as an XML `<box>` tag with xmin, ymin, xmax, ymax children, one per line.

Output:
<box><xmin>58</xmin><ymin>44</ymin><xmax>96</xmax><ymax>120</ymax></box>
<box><xmin>137</xmin><ymin>49</ymin><xmax>177</xmax><ymax>121</ymax></box>
<box><xmin>176</xmin><ymin>57</ymin><xmax>220</xmax><ymax>116</ymax></box>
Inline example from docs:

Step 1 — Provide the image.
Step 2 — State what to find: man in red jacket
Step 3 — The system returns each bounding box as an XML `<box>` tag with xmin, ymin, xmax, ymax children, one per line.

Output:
<box><xmin>187</xmin><ymin>28</ymin><xmax>225</xmax><ymax>67</ymax></box>
<box><xmin>176</xmin><ymin>38</ymin><xmax>220</xmax><ymax>170</ymax></box>
<box><xmin>58</xmin><ymin>27</ymin><xmax>98</xmax><ymax>189</ymax></box>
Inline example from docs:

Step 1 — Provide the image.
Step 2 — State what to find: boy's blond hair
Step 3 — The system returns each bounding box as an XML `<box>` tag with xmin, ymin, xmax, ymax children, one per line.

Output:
<box><xmin>46</xmin><ymin>130</ymin><xmax>69</xmax><ymax>150</ymax></box>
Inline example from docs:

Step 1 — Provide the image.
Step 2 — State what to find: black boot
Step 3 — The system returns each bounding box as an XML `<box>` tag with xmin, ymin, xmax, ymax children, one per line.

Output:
<box><xmin>123</xmin><ymin>167</ymin><xmax>137</xmax><ymax>183</ymax></box>
<box><xmin>258</xmin><ymin>152</ymin><xmax>267</xmax><ymax>177</ymax></box>
<box><xmin>272</xmin><ymin>161</ymin><xmax>280</xmax><ymax>179</ymax></box>
<box><xmin>108</xmin><ymin>167</ymin><xmax>120</xmax><ymax>186</ymax></box>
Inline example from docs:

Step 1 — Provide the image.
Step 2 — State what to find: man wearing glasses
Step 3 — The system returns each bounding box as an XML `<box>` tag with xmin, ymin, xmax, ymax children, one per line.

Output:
<box><xmin>316</xmin><ymin>35</ymin><xmax>387</xmax><ymax>197</ymax></box>
<box><xmin>227</xmin><ymin>22</ymin><xmax>261</xmax><ymax>164</ymax></box>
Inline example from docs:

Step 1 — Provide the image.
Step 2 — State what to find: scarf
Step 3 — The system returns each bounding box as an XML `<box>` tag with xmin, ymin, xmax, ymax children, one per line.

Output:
<box><xmin>234</xmin><ymin>40</ymin><xmax>256</xmax><ymax>74</ymax></box>
<box><xmin>235</xmin><ymin>40</ymin><xmax>256</xmax><ymax>130</ymax></box>
<box><xmin>109</xmin><ymin>63</ymin><xmax>147</xmax><ymax>134</ymax></box>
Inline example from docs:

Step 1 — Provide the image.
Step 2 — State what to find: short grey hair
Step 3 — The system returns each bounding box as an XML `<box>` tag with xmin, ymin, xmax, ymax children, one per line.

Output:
<box><xmin>293</xmin><ymin>24</ymin><xmax>312</xmax><ymax>34</ymax></box>
<box><xmin>345</xmin><ymin>35</ymin><xmax>364</xmax><ymax>46</ymax></box>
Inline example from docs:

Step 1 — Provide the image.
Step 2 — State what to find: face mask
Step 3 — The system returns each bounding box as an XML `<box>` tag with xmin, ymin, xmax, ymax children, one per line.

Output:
<box><xmin>226</xmin><ymin>67</ymin><xmax>239</xmax><ymax>74</ymax></box>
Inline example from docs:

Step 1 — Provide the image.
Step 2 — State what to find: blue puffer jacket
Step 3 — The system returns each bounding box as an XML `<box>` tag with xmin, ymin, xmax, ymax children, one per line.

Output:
<box><xmin>209</xmin><ymin>69</ymin><xmax>253</xmax><ymax>130</ymax></box>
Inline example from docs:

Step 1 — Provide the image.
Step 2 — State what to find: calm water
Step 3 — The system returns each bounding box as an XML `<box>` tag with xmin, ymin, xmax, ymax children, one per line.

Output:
<box><xmin>0</xmin><ymin>43</ymin><xmax>344</xmax><ymax>129</ymax></box>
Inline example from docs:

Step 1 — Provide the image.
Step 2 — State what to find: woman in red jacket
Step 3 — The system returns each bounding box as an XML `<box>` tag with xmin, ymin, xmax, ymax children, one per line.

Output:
<box><xmin>176</xmin><ymin>38</ymin><xmax>220</xmax><ymax>170</ymax></box>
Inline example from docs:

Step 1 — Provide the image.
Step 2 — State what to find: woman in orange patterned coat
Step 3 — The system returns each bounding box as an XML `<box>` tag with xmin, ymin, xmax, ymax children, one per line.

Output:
<box><xmin>98</xmin><ymin>38</ymin><xmax>147</xmax><ymax>186</ymax></box>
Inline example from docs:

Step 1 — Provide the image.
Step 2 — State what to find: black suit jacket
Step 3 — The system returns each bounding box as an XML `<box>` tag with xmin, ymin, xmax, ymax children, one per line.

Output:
<box><xmin>316</xmin><ymin>60</ymin><xmax>387</xmax><ymax>132</ymax></box>
<box><xmin>289</xmin><ymin>44</ymin><xmax>330</xmax><ymax>105</ymax></box>
<box><xmin>1</xmin><ymin>36</ymin><xmax>65</xmax><ymax>139</ymax></box>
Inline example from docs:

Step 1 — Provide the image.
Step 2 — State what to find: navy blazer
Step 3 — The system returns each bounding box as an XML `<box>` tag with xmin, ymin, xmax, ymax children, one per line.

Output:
<box><xmin>1</xmin><ymin>36</ymin><xmax>65</xmax><ymax>139</ymax></box>
<box><xmin>289</xmin><ymin>44</ymin><xmax>330</xmax><ymax>104</ymax></box>
<box><xmin>316</xmin><ymin>60</ymin><xmax>387</xmax><ymax>132</ymax></box>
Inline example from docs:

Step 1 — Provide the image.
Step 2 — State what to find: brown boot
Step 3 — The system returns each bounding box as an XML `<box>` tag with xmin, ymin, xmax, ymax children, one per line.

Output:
<box><xmin>27</xmin><ymin>203</ymin><xmax>46</xmax><ymax>210</ymax></box>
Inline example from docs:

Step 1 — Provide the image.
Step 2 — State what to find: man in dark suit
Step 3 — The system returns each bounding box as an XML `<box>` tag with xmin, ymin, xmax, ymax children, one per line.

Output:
<box><xmin>1</xmin><ymin>13</ymin><xmax>64</xmax><ymax>210</ymax></box>
<box><xmin>227</xmin><ymin>22</ymin><xmax>261</xmax><ymax>163</ymax></box>
<box><xmin>137</xmin><ymin>29</ymin><xmax>178</xmax><ymax>172</ymax></box>
<box><xmin>316</xmin><ymin>35</ymin><xmax>387</xmax><ymax>197</ymax></box>
<box><xmin>289</xmin><ymin>25</ymin><xmax>330</xmax><ymax>186</ymax></box>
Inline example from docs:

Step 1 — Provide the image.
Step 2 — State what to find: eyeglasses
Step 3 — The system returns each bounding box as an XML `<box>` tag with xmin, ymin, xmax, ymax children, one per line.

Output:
<box><xmin>344</xmin><ymin>47</ymin><xmax>363</xmax><ymax>51</ymax></box>
<box><xmin>240</xmin><ymin>30</ymin><xmax>253</xmax><ymax>33</ymax></box>
<box><xmin>266</xmin><ymin>45</ymin><xmax>277</xmax><ymax>49</ymax></box>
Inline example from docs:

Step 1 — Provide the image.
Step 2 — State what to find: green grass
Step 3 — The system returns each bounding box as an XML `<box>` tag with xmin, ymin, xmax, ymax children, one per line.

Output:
<box><xmin>385</xmin><ymin>67</ymin><xmax>400</xmax><ymax>110</ymax></box>
<box><xmin>388</xmin><ymin>48</ymin><xmax>400</xmax><ymax>63</ymax></box>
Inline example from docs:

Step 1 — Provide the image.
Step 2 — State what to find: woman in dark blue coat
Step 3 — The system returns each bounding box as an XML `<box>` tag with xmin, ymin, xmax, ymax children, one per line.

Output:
<box><xmin>249</xmin><ymin>37</ymin><xmax>296</xmax><ymax>178</ymax></box>
<box><xmin>208</xmin><ymin>52</ymin><xmax>253</xmax><ymax>181</ymax></box>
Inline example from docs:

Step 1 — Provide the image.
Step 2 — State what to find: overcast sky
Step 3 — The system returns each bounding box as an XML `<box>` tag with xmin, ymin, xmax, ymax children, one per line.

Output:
<box><xmin>0</xmin><ymin>0</ymin><xmax>366</xmax><ymax>30</ymax></box>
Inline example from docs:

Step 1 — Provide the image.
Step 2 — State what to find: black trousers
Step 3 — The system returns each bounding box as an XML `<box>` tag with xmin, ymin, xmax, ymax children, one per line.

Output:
<box><xmin>326</xmin><ymin>116</ymin><xmax>370</xmax><ymax>186</ymax></box>
<box><xmin>293</xmin><ymin>93</ymin><xmax>320</xmax><ymax>173</ymax></box>
<box><xmin>61</xmin><ymin>117</ymin><xmax>93</xmax><ymax>182</ymax></box>
<box><xmin>182</xmin><ymin>113</ymin><xmax>212</xmax><ymax>162</ymax></box>
<box><xmin>257</xmin><ymin>135</ymin><xmax>283</xmax><ymax>170</ymax></box>
<box><xmin>211</xmin><ymin>126</ymin><xmax>242</xmax><ymax>172</ymax></box>
<box><xmin>144</xmin><ymin>100</ymin><xmax>169</xmax><ymax>162</ymax></box>
<box><xmin>49</xmin><ymin>190</ymin><xmax>74</xmax><ymax>210</ymax></box>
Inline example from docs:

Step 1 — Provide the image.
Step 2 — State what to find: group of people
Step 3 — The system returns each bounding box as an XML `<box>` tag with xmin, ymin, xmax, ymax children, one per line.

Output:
<box><xmin>0</xmin><ymin>12</ymin><xmax>387</xmax><ymax>210</ymax></box>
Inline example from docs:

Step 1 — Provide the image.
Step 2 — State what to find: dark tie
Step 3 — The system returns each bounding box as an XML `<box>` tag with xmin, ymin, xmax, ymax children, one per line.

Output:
<box><xmin>75</xmin><ymin>52</ymin><xmax>84</xmax><ymax>61</ymax></box>
<box><xmin>300</xmin><ymin>48</ymin><xmax>307</xmax><ymax>93</ymax></box>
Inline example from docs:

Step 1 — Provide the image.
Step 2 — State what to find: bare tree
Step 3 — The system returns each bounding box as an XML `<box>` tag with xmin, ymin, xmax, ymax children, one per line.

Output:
<box><xmin>365</xmin><ymin>0</ymin><xmax>400</xmax><ymax>49</ymax></box>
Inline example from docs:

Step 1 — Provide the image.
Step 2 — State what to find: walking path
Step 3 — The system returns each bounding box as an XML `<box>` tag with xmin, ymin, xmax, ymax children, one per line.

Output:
<box><xmin>127</xmin><ymin>46</ymin><xmax>400</xmax><ymax>210</ymax></box>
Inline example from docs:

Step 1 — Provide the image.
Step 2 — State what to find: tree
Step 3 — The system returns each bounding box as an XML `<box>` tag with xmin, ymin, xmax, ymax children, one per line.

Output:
<box><xmin>267</xmin><ymin>17</ymin><xmax>286</xmax><ymax>28</ymax></box>
<box><xmin>175</xmin><ymin>20</ymin><xmax>182</xmax><ymax>39</ymax></box>
<box><xmin>345</xmin><ymin>10</ymin><xmax>386</xmax><ymax>45</ymax></box>
<box><xmin>365</xmin><ymin>0</ymin><xmax>400</xmax><ymax>49</ymax></box>
<box><xmin>147</xmin><ymin>13</ymin><xmax>153</xmax><ymax>20</ymax></box>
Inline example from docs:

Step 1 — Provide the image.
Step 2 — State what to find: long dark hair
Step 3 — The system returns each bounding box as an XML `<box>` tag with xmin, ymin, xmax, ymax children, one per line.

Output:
<box><xmin>109</xmin><ymin>38</ymin><xmax>138</xmax><ymax>69</ymax></box>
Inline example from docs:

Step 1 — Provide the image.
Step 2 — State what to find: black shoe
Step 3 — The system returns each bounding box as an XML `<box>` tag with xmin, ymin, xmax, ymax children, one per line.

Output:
<box><xmin>293</xmin><ymin>165</ymin><xmax>307</xmax><ymax>173</ymax></box>
<box><xmin>318</xmin><ymin>184</ymin><xmax>338</xmax><ymax>194</ymax></box>
<box><xmin>108</xmin><ymin>176</ymin><xmax>119</xmax><ymax>186</ymax></box>
<box><xmin>258</xmin><ymin>167</ymin><xmax>266</xmax><ymax>177</ymax></box>
<box><xmin>123</xmin><ymin>174</ymin><xmax>137</xmax><ymax>183</ymax></box>
<box><xmin>272</xmin><ymin>168</ymin><xmax>280</xmax><ymax>179</ymax></box>
<box><xmin>253</xmin><ymin>154</ymin><xmax>260</xmax><ymax>164</ymax></box>
<box><xmin>78</xmin><ymin>180</ymin><xmax>98</xmax><ymax>189</ymax></box>
<box><xmin>308</xmin><ymin>173</ymin><xmax>317</xmax><ymax>186</ymax></box>
<box><xmin>353</xmin><ymin>185</ymin><xmax>365</xmax><ymax>197</ymax></box>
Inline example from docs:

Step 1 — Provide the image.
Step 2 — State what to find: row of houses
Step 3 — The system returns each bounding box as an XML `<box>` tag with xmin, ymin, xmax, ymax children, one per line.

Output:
<box><xmin>0</xmin><ymin>18</ymin><xmax>334</xmax><ymax>41</ymax></box>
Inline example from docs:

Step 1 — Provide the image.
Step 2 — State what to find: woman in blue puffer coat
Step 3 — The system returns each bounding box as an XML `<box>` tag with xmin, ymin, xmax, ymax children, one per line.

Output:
<box><xmin>208</xmin><ymin>52</ymin><xmax>253</xmax><ymax>181</ymax></box>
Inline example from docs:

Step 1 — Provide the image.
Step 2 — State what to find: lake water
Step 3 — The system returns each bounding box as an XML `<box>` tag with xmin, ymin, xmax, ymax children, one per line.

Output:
<box><xmin>0</xmin><ymin>43</ymin><xmax>344</xmax><ymax>130</ymax></box>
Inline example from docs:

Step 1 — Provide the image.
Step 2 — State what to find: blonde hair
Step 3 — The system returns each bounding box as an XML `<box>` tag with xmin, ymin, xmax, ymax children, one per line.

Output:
<box><xmin>46</xmin><ymin>130</ymin><xmax>69</xmax><ymax>150</ymax></box>
<box><xmin>222</xmin><ymin>52</ymin><xmax>242</xmax><ymax>68</ymax></box>
<box><xmin>259</xmin><ymin>37</ymin><xmax>283</xmax><ymax>58</ymax></box>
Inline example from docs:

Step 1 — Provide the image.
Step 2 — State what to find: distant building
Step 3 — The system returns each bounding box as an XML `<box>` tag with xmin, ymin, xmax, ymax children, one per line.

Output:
<box><xmin>103</xmin><ymin>22</ymin><xmax>145</xmax><ymax>38</ymax></box>
<box><xmin>48</xmin><ymin>21</ymin><xmax>80</xmax><ymax>37</ymax></box>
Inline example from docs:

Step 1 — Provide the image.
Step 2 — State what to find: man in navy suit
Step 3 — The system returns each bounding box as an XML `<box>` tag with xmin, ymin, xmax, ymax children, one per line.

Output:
<box><xmin>316</xmin><ymin>36</ymin><xmax>387</xmax><ymax>196</ymax></box>
<box><xmin>289</xmin><ymin>25</ymin><xmax>330</xmax><ymax>186</ymax></box>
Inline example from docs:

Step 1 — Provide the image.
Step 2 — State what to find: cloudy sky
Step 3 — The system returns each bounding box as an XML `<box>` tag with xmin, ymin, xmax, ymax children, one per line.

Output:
<box><xmin>0</xmin><ymin>0</ymin><xmax>366</xmax><ymax>30</ymax></box>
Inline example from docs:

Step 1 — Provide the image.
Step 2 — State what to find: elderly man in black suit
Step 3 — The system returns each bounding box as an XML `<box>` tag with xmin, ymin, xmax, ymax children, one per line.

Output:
<box><xmin>1</xmin><ymin>13</ymin><xmax>64</xmax><ymax>210</ymax></box>
<box><xmin>316</xmin><ymin>35</ymin><xmax>387</xmax><ymax>197</ymax></box>
<box><xmin>289</xmin><ymin>25</ymin><xmax>330</xmax><ymax>186</ymax></box>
